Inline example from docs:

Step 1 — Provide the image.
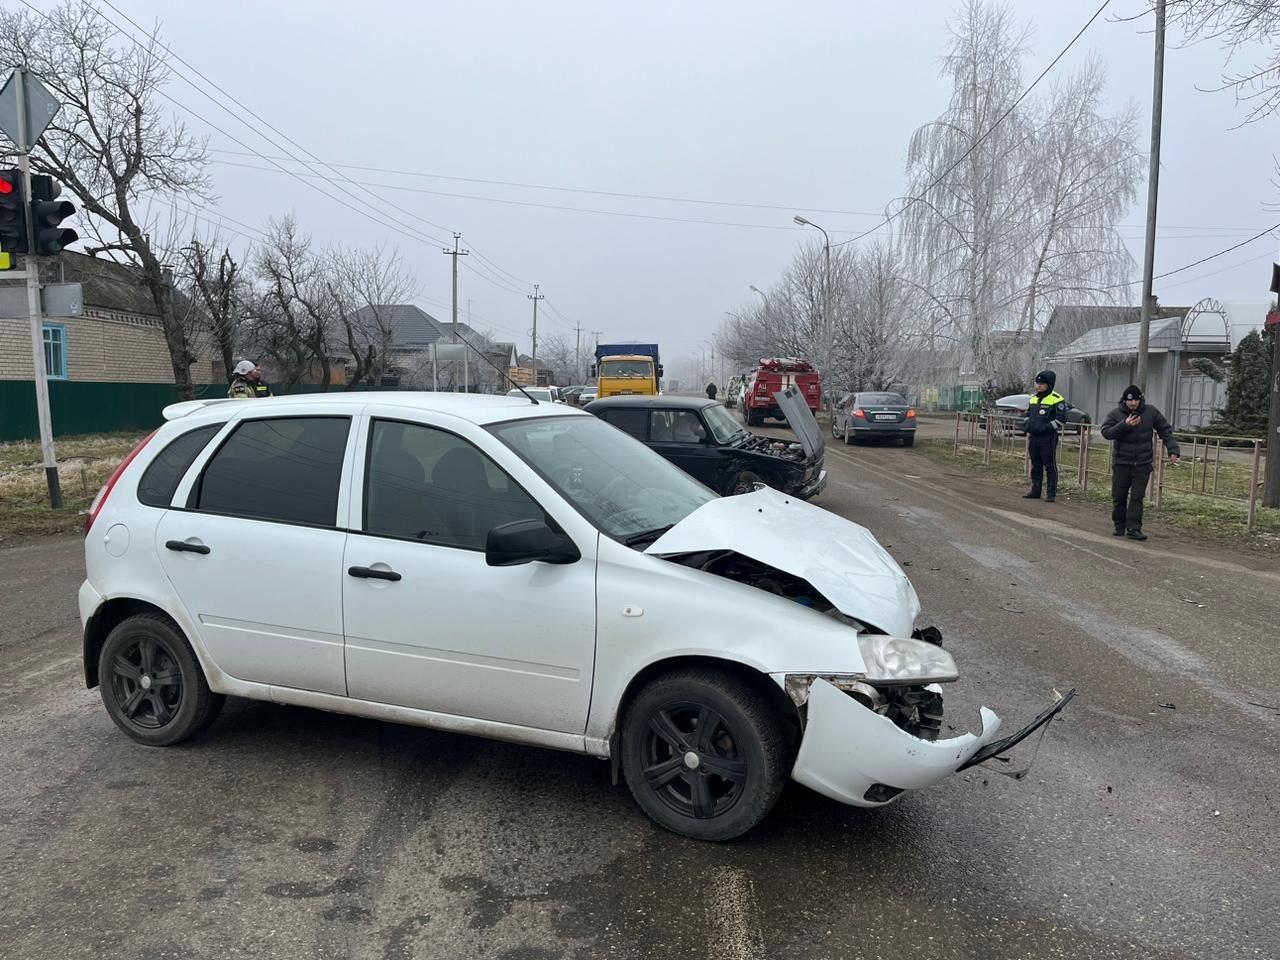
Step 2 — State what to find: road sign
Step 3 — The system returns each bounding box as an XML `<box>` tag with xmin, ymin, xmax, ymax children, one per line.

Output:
<box><xmin>0</xmin><ymin>281</ymin><xmax>83</xmax><ymax>318</ymax></box>
<box><xmin>0</xmin><ymin>69</ymin><xmax>61</xmax><ymax>148</ymax></box>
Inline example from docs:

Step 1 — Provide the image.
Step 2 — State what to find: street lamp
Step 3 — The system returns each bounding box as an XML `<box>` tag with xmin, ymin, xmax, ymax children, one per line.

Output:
<box><xmin>794</xmin><ymin>215</ymin><xmax>833</xmax><ymax>416</ymax></box>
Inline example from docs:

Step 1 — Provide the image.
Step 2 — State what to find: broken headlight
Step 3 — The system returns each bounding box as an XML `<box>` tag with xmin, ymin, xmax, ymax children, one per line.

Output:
<box><xmin>857</xmin><ymin>635</ymin><xmax>958</xmax><ymax>686</ymax></box>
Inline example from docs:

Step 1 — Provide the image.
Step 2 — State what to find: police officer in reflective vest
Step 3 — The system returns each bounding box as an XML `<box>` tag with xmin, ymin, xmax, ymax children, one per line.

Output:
<box><xmin>1022</xmin><ymin>370</ymin><xmax>1066</xmax><ymax>502</ymax></box>
<box><xmin>228</xmin><ymin>359</ymin><xmax>273</xmax><ymax>400</ymax></box>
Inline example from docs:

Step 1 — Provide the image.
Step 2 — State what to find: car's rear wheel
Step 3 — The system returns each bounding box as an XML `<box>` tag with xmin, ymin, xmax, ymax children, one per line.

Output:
<box><xmin>831</xmin><ymin>418</ymin><xmax>843</xmax><ymax>440</ymax></box>
<box><xmin>902</xmin><ymin>435</ymin><xmax>915</xmax><ymax>447</ymax></box>
<box><xmin>620</xmin><ymin>669</ymin><xmax>790</xmax><ymax>841</ymax></box>
<box><xmin>99</xmin><ymin>613</ymin><xmax>223</xmax><ymax>746</ymax></box>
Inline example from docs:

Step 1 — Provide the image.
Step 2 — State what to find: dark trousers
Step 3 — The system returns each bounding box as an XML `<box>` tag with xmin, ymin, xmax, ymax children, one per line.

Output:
<box><xmin>1112</xmin><ymin>463</ymin><xmax>1153</xmax><ymax>531</ymax></box>
<box><xmin>1028</xmin><ymin>433</ymin><xmax>1058</xmax><ymax>496</ymax></box>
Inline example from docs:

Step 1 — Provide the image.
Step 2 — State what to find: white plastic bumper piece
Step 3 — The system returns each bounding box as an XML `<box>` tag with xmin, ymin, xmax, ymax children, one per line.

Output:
<box><xmin>791</xmin><ymin>677</ymin><xmax>1003</xmax><ymax>807</ymax></box>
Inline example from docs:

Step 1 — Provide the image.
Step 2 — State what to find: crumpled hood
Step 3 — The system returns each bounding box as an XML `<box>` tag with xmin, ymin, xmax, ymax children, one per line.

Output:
<box><xmin>646</xmin><ymin>486</ymin><xmax>920</xmax><ymax>636</ymax></box>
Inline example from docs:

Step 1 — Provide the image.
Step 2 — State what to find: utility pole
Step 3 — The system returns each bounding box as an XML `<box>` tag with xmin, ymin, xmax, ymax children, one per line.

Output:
<box><xmin>1265</xmin><ymin>262</ymin><xmax>1280</xmax><ymax>508</ymax></box>
<box><xmin>573</xmin><ymin>321</ymin><xmax>583</xmax><ymax>383</ymax></box>
<box><xmin>13</xmin><ymin>68</ymin><xmax>61</xmax><ymax>507</ymax></box>
<box><xmin>1136</xmin><ymin>0</ymin><xmax>1166</xmax><ymax>392</ymax></box>
<box><xmin>442</xmin><ymin>232</ymin><xmax>468</xmax><ymax>391</ymax></box>
<box><xmin>528</xmin><ymin>283</ymin><xmax>544</xmax><ymax>386</ymax></box>
<box><xmin>795</xmin><ymin>215</ymin><xmax>832</xmax><ymax>416</ymax></box>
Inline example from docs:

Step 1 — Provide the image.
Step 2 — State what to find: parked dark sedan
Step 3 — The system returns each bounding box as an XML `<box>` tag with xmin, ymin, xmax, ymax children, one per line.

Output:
<box><xmin>983</xmin><ymin>394</ymin><xmax>1092</xmax><ymax>435</ymax></box>
<box><xmin>833</xmin><ymin>391</ymin><xmax>917</xmax><ymax>445</ymax></box>
<box><xmin>585</xmin><ymin>393</ymin><xmax>827</xmax><ymax>499</ymax></box>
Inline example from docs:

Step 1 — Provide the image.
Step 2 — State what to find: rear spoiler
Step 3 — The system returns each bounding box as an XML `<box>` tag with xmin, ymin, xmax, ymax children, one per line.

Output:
<box><xmin>162</xmin><ymin>398</ymin><xmax>243</xmax><ymax>421</ymax></box>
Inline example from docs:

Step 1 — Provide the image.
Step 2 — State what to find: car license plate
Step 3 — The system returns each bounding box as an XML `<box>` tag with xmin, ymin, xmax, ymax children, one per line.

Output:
<box><xmin>875</xmin><ymin>414</ymin><xmax>896</xmax><ymax>421</ymax></box>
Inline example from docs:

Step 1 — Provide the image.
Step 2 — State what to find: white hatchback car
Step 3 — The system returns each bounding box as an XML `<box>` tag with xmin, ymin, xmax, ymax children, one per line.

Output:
<box><xmin>80</xmin><ymin>393</ymin><xmax>1069</xmax><ymax>840</ymax></box>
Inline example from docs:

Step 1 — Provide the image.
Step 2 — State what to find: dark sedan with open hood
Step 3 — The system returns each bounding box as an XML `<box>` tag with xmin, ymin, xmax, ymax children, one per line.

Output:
<box><xmin>585</xmin><ymin>388</ymin><xmax>827</xmax><ymax>499</ymax></box>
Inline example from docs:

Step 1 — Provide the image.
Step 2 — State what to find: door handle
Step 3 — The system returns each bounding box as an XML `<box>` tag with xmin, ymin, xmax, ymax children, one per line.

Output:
<box><xmin>347</xmin><ymin>565</ymin><xmax>402</xmax><ymax>582</ymax></box>
<box><xmin>165</xmin><ymin>540</ymin><xmax>210</xmax><ymax>555</ymax></box>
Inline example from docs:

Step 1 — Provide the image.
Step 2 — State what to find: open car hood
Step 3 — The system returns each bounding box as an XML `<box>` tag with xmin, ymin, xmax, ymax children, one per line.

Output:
<box><xmin>646</xmin><ymin>486</ymin><xmax>919</xmax><ymax>636</ymax></box>
<box><xmin>774</xmin><ymin>386</ymin><xmax>824</xmax><ymax>460</ymax></box>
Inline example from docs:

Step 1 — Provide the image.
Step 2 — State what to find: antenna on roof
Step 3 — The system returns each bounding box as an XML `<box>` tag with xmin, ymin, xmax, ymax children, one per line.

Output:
<box><xmin>446</xmin><ymin>326</ymin><xmax>538</xmax><ymax>404</ymax></box>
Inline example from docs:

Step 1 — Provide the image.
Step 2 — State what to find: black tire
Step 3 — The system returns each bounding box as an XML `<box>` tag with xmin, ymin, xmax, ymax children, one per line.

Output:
<box><xmin>620</xmin><ymin>668</ymin><xmax>790</xmax><ymax>841</ymax></box>
<box><xmin>729</xmin><ymin>471</ymin><xmax>762</xmax><ymax>496</ymax></box>
<box><xmin>831</xmin><ymin>417</ymin><xmax>843</xmax><ymax>440</ymax></box>
<box><xmin>902</xmin><ymin>436</ymin><xmax>915</xmax><ymax>447</ymax></box>
<box><xmin>745</xmin><ymin>410</ymin><xmax>760</xmax><ymax>427</ymax></box>
<box><xmin>99</xmin><ymin>613</ymin><xmax>223</xmax><ymax>747</ymax></box>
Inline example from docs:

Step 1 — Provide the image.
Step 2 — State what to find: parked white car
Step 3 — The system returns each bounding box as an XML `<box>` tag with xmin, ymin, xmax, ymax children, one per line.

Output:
<box><xmin>79</xmin><ymin>392</ymin><xmax>1069</xmax><ymax>840</ymax></box>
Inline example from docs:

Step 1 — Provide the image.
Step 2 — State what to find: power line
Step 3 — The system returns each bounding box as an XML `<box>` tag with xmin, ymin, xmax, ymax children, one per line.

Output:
<box><xmin>1109</xmin><ymin>220</ymin><xmax>1280</xmax><ymax>289</ymax></box>
<box><xmin>833</xmin><ymin>0</ymin><xmax>1113</xmax><ymax>249</ymax></box>
<box><xmin>43</xmin><ymin>0</ymin><xmax>554</xmax><ymax>313</ymax></box>
<box><xmin>205</xmin><ymin>149</ymin><xmax>1269</xmax><ymax>236</ymax></box>
<box><xmin>207</xmin><ymin>159</ymin><xmax>877</xmax><ymax>233</ymax></box>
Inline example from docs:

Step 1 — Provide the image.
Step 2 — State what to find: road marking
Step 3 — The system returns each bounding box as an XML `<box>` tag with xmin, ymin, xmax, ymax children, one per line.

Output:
<box><xmin>706</xmin><ymin>866</ymin><xmax>766</xmax><ymax>960</ymax></box>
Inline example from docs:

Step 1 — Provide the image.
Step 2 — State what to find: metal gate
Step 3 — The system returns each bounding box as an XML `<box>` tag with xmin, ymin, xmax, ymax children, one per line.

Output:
<box><xmin>1176</xmin><ymin>373</ymin><xmax>1226</xmax><ymax>429</ymax></box>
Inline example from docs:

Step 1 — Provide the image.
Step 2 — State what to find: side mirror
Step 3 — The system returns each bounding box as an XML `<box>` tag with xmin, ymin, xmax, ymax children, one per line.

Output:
<box><xmin>486</xmin><ymin>518</ymin><xmax>580</xmax><ymax>567</ymax></box>
<box><xmin>656</xmin><ymin>364</ymin><xmax>664</xmax><ymax>378</ymax></box>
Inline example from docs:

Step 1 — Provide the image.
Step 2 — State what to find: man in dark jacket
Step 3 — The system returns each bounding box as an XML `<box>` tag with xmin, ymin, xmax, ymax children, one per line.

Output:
<box><xmin>705</xmin><ymin>381</ymin><xmax>718</xmax><ymax>400</ymax></box>
<box><xmin>1023</xmin><ymin>370</ymin><xmax>1066</xmax><ymax>502</ymax></box>
<box><xmin>1100</xmin><ymin>384</ymin><xmax>1181</xmax><ymax>541</ymax></box>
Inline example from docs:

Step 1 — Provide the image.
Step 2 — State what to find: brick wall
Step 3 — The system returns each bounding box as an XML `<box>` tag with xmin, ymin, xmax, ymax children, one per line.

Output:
<box><xmin>0</xmin><ymin>308</ymin><xmax>216</xmax><ymax>383</ymax></box>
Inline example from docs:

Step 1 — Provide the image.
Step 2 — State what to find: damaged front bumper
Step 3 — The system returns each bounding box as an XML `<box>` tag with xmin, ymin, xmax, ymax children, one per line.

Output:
<box><xmin>788</xmin><ymin>677</ymin><xmax>1073</xmax><ymax>807</ymax></box>
<box><xmin>795</xmin><ymin>467</ymin><xmax>828</xmax><ymax>500</ymax></box>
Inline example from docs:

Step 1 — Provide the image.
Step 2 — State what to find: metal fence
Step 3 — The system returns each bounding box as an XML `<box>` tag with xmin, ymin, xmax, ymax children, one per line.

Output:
<box><xmin>951</xmin><ymin>412</ymin><xmax>1270</xmax><ymax>532</ymax></box>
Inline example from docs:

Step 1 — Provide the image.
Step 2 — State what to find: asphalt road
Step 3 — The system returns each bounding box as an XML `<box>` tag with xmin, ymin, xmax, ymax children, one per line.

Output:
<box><xmin>2</xmin><ymin>433</ymin><xmax>1278</xmax><ymax>959</ymax></box>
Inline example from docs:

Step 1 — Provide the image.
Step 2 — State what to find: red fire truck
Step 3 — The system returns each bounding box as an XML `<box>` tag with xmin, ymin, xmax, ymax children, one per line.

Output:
<box><xmin>742</xmin><ymin>357</ymin><xmax>822</xmax><ymax>426</ymax></box>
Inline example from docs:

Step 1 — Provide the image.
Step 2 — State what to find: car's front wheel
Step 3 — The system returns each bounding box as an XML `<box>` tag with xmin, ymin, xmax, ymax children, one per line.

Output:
<box><xmin>99</xmin><ymin>613</ymin><xmax>223</xmax><ymax>746</ymax></box>
<box><xmin>831</xmin><ymin>417</ymin><xmax>843</xmax><ymax>440</ymax></box>
<box><xmin>620</xmin><ymin>669</ymin><xmax>790</xmax><ymax>841</ymax></box>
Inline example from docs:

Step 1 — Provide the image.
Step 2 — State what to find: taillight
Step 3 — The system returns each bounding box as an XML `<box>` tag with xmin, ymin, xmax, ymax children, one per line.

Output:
<box><xmin>906</xmin><ymin>408</ymin><xmax>916</xmax><ymax>419</ymax></box>
<box><xmin>853</xmin><ymin>408</ymin><xmax>867</xmax><ymax>420</ymax></box>
<box><xmin>85</xmin><ymin>430</ymin><xmax>158</xmax><ymax>534</ymax></box>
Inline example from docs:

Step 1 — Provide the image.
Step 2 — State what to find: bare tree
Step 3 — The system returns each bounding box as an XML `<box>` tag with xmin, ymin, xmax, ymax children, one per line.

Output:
<box><xmin>900</xmin><ymin>1</ymin><xmax>1137</xmax><ymax>396</ymax></box>
<box><xmin>180</xmin><ymin>238</ymin><xmax>243</xmax><ymax>383</ymax></box>
<box><xmin>0</xmin><ymin>1</ymin><xmax>212</xmax><ymax>399</ymax></box>
<box><xmin>246</xmin><ymin>215</ymin><xmax>336</xmax><ymax>392</ymax></box>
<box><xmin>537</xmin><ymin>332</ymin><xmax>578</xmax><ymax>385</ymax></box>
<box><xmin>1168</xmin><ymin>0</ymin><xmax>1280</xmax><ymax>123</ymax></box>
<box><xmin>331</xmin><ymin>245</ymin><xmax>416</xmax><ymax>389</ymax></box>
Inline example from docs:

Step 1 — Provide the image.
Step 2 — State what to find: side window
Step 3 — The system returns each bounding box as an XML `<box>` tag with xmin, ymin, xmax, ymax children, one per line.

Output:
<box><xmin>604</xmin><ymin>408</ymin><xmax>648</xmax><ymax>440</ymax></box>
<box><xmin>137</xmin><ymin>424</ymin><xmax>221</xmax><ymax>507</ymax></box>
<box><xmin>194</xmin><ymin>417</ymin><xmax>350</xmax><ymax>526</ymax></box>
<box><xmin>365</xmin><ymin>419</ymin><xmax>542</xmax><ymax>550</ymax></box>
<box><xmin>650</xmin><ymin>410</ymin><xmax>706</xmax><ymax>444</ymax></box>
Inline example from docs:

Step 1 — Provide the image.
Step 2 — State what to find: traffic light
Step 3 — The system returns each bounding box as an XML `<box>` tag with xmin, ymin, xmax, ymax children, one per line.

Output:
<box><xmin>0</xmin><ymin>168</ymin><xmax>29</xmax><ymax>256</ymax></box>
<box><xmin>29</xmin><ymin>175</ymin><xmax>77</xmax><ymax>256</ymax></box>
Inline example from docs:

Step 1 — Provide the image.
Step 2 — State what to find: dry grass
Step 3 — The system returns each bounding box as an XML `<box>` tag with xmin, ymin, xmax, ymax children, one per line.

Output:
<box><xmin>921</xmin><ymin>439</ymin><xmax>1280</xmax><ymax>549</ymax></box>
<box><xmin>0</xmin><ymin>433</ymin><xmax>149</xmax><ymax>540</ymax></box>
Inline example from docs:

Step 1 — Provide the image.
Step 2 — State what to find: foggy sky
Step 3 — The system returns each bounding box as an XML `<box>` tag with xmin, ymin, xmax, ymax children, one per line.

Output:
<box><xmin>71</xmin><ymin>1</ymin><xmax>1280</xmax><ymax>376</ymax></box>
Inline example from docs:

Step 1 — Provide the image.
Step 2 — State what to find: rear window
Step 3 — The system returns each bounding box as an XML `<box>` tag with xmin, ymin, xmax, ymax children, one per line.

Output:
<box><xmin>137</xmin><ymin>424</ymin><xmax>222</xmax><ymax>508</ymax></box>
<box><xmin>194</xmin><ymin>417</ymin><xmax>351</xmax><ymax>527</ymax></box>
<box><xmin>857</xmin><ymin>393</ymin><xmax>907</xmax><ymax>406</ymax></box>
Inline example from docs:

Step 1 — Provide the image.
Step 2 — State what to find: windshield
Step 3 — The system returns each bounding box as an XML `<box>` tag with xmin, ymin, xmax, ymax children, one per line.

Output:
<box><xmin>702</xmin><ymin>403</ymin><xmax>746</xmax><ymax>444</ymax></box>
<box><xmin>490</xmin><ymin>415</ymin><xmax>716</xmax><ymax>541</ymax></box>
<box><xmin>858</xmin><ymin>393</ymin><xmax>907</xmax><ymax>406</ymax></box>
<box><xmin>600</xmin><ymin>359</ymin><xmax>653</xmax><ymax>378</ymax></box>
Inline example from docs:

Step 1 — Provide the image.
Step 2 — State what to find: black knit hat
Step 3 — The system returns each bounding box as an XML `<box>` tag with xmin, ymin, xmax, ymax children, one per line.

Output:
<box><xmin>1122</xmin><ymin>384</ymin><xmax>1143</xmax><ymax>402</ymax></box>
<box><xmin>1034</xmin><ymin>370</ymin><xmax>1056</xmax><ymax>389</ymax></box>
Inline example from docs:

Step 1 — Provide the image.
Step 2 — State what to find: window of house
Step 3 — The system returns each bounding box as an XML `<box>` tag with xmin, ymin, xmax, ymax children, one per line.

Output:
<box><xmin>194</xmin><ymin>417</ymin><xmax>351</xmax><ymax>526</ymax></box>
<box><xmin>42</xmin><ymin>323</ymin><xmax>67</xmax><ymax>380</ymax></box>
<box><xmin>364</xmin><ymin>419</ymin><xmax>542</xmax><ymax>550</ymax></box>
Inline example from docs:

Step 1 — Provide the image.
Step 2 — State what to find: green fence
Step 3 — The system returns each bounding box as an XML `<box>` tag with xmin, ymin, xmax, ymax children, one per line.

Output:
<box><xmin>0</xmin><ymin>380</ymin><xmax>379</xmax><ymax>442</ymax></box>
